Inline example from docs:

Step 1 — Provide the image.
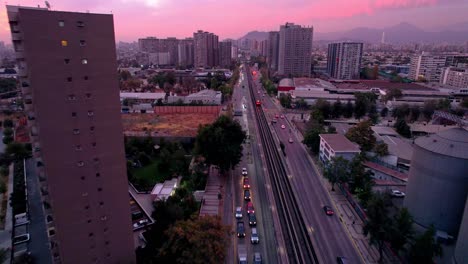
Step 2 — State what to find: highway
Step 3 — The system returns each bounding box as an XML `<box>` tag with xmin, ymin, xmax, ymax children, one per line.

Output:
<box><xmin>247</xmin><ymin>65</ymin><xmax>363</xmax><ymax>264</ymax></box>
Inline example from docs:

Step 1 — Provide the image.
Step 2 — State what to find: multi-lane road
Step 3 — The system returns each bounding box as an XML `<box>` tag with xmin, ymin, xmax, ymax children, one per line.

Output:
<box><xmin>245</xmin><ymin>65</ymin><xmax>363</xmax><ymax>264</ymax></box>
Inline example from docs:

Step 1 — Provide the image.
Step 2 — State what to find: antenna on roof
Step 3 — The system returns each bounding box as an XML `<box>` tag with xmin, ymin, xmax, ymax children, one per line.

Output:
<box><xmin>45</xmin><ymin>1</ymin><xmax>51</xmax><ymax>9</ymax></box>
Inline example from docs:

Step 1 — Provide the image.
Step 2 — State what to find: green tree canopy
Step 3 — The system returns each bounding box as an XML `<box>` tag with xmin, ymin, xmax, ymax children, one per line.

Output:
<box><xmin>395</xmin><ymin>119</ymin><xmax>411</xmax><ymax>138</ymax></box>
<box><xmin>354</xmin><ymin>92</ymin><xmax>378</xmax><ymax>119</ymax></box>
<box><xmin>324</xmin><ymin>156</ymin><xmax>350</xmax><ymax>191</ymax></box>
<box><xmin>409</xmin><ymin>225</ymin><xmax>442</xmax><ymax>264</ymax></box>
<box><xmin>422</xmin><ymin>100</ymin><xmax>437</xmax><ymax>121</ymax></box>
<box><xmin>331</xmin><ymin>100</ymin><xmax>343</xmax><ymax>118</ymax></box>
<box><xmin>383</xmin><ymin>88</ymin><xmax>403</xmax><ymax>102</ymax></box>
<box><xmin>279</xmin><ymin>94</ymin><xmax>292</xmax><ymax>108</ymax></box>
<box><xmin>345</xmin><ymin>120</ymin><xmax>376</xmax><ymax>151</ymax></box>
<box><xmin>389</xmin><ymin>208</ymin><xmax>414</xmax><ymax>254</ymax></box>
<box><xmin>343</xmin><ymin>100</ymin><xmax>354</xmax><ymax>118</ymax></box>
<box><xmin>195</xmin><ymin>115</ymin><xmax>246</xmax><ymax>173</ymax></box>
<box><xmin>374</xmin><ymin>142</ymin><xmax>389</xmax><ymax>157</ymax></box>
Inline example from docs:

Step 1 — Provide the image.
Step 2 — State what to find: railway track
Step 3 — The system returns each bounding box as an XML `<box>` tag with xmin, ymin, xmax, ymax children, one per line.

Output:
<box><xmin>245</xmin><ymin>65</ymin><xmax>319</xmax><ymax>264</ymax></box>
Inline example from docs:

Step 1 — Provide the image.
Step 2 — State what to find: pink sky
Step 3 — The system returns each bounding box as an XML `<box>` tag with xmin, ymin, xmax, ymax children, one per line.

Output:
<box><xmin>1</xmin><ymin>0</ymin><xmax>466</xmax><ymax>42</ymax></box>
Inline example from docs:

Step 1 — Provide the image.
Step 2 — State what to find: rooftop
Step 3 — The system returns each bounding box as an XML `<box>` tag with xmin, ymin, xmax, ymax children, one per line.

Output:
<box><xmin>364</xmin><ymin>161</ymin><xmax>409</xmax><ymax>182</ymax></box>
<box><xmin>415</xmin><ymin>127</ymin><xmax>468</xmax><ymax>159</ymax></box>
<box><xmin>278</xmin><ymin>78</ymin><xmax>294</xmax><ymax>87</ymax></box>
<box><xmin>120</xmin><ymin>92</ymin><xmax>165</xmax><ymax>100</ymax></box>
<box><xmin>320</xmin><ymin>133</ymin><xmax>361</xmax><ymax>152</ymax></box>
<box><xmin>372</xmin><ymin>126</ymin><xmax>399</xmax><ymax>137</ymax></box>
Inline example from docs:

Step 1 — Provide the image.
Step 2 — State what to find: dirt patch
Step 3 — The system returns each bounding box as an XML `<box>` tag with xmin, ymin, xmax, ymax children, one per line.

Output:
<box><xmin>122</xmin><ymin>113</ymin><xmax>218</xmax><ymax>137</ymax></box>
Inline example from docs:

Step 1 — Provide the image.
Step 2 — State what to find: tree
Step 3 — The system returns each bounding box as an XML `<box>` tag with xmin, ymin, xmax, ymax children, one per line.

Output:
<box><xmin>313</xmin><ymin>99</ymin><xmax>331</xmax><ymax>119</ymax></box>
<box><xmin>461</xmin><ymin>97</ymin><xmax>468</xmax><ymax>108</ymax></box>
<box><xmin>323</xmin><ymin>156</ymin><xmax>350</xmax><ymax>191</ymax></box>
<box><xmin>343</xmin><ymin>100</ymin><xmax>354</xmax><ymax>118</ymax></box>
<box><xmin>3</xmin><ymin>127</ymin><xmax>13</xmax><ymax>137</ymax></box>
<box><xmin>279</xmin><ymin>94</ymin><xmax>292</xmax><ymax>108</ymax></box>
<box><xmin>422</xmin><ymin>100</ymin><xmax>437</xmax><ymax>121</ymax></box>
<box><xmin>195</xmin><ymin>116</ymin><xmax>246</xmax><ymax>173</ymax></box>
<box><xmin>392</xmin><ymin>104</ymin><xmax>410</xmax><ymax>119</ymax></box>
<box><xmin>158</xmin><ymin>216</ymin><xmax>229</xmax><ymax>264</ymax></box>
<box><xmin>6</xmin><ymin>142</ymin><xmax>31</xmax><ymax>160</ymax></box>
<box><xmin>303</xmin><ymin>126</ymin><xmax>324</xmax><ymax>154</ymax></box>
<box><xmin>389</xmin><ymin>208</ymin><xmax>414</xmax><ymax>254</ymax></box>
<box><xmin>210</xmin><ymin>77</ymin><xmax>219</xmax><ymax>90</ymax></box>
<box><xmin>395</xmin><ymin>119</ymin><xmax>411</xmax><ymax>138</ymax></box>
<box><xmin>368</xmin><ymin>104</ymin><xmax>379</xmax><ymax>124</ymax></box>
<box><xmin>2</xmin><ymin>136</ymin><xmax>13</xmax><ymax>145</ymax></box>
<box><xmin>380</xmin><ymin>107</ymin><xmax>388</xmax><ymax>117</ymax></box>
<box><xmin>296</xmin><ymin>98</ymin><xmax>308</xmax><ymax>109</ymax></box>
<box><xmin>119</xmin><ymin>70</ymin><xmax>131</xmax><ymax>81</ymax></box>
<box><xmin>409</xmin><ymin>225</ymin><xmax>442</xmax><ymax>264</ymax></box>
<box><xmin>409</xmin><ymin>106</ymin><xmax>420</xmax><ymax>122</ymax></box>
<box><xmin>310</xmin><ymin>109</ymin><xmax>324</xmax><ymax>125</ymax></box>
<box><xmin>166</xmin><ymin>71</ymin><xmax>176</xmax><ymax>86</ymax></box>
<box><xmin>345</xmin><ymin>120</ymin><xmax>376</xmax><ymax>151</ymax></box>
<box><xmin>331</xmin><ymin>100</ymin><xmax>343</xmax><ymax>118</ymax></box>
<box><xmin>354</xmin><ymin>92</ymin><xmax>377</xmax><ymax>119</ymax></box>
<box><xmin>383</xmin><ymin>88</ymin><xmax>403</xmax><ymax>102</ymax></box>
<box><xmin>363</xmin><ymin>192</ymin><xmax>393</xmax><ymax>263</ymax></box>
<box><xmin>373</xmin><ymin>142</ymin><xmax>389</xmax><ymax>157</ymax></box>
<box><xmin>327</xmin><ymin>126</ymin><xmax>337</xmax><ymax>134</ymax></box>
<box><xmin>3</xmin><ymin>119</ymin><xmax>13</xmax><ymax>128</ymax></box>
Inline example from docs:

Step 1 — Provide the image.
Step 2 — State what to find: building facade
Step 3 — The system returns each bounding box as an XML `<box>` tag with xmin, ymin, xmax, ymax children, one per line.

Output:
<box><xmin>327</xmin><ymin>42</ymin><xmax>363</xmax><ymax>80</ymax></box>
<box><xmin>219</xmin><ymin>41</ymin><xmax>232</xmax><ymax>68</ymax></box>
<box><xmin>194</xmin><ymin>30</ymin><xmax>219</xmax><ymax>68</ymax></box>
<box><xmin>318</xmin><ymin>134</ymin><xmax>361</xmax><ymax>164</ymax></box>
<box><xmin>408</xmin><ymin>53</ymin><xmax>447</xmax><ymax>82</ymax></box>
<box><xmin>178</xmin><ymin>38</ymin><xmax>194</xmax><ymax>67</ymax></box>
<box><xmin>7</xmin><ymin>5</ymin><xmax>135</xmax><ymax>263</ymax></box>
<box><xmin>278</xmin><ymin>23</ymin><xmax>313</xmax><ymax>77</ymax></box>
<box><xmin>440</xmin><ymin>67</ymin><xmax>468</xmax><ymax>88</ymax></box>
<box><xmin>267</xmin><ymin>31</ymin><xmax>279</xmax><ymax>72</ymax></box>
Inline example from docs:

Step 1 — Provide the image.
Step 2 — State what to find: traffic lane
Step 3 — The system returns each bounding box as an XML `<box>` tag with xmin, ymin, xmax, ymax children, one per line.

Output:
<box><xmin>274</xmin><ymin>124</ymin><xmax>362</xmax><ymax>263</ymax></box>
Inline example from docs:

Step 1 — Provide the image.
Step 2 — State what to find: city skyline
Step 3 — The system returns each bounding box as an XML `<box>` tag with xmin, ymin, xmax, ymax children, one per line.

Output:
<box><xmin>1</xmin><ymin>0</ymin><xmax>468</xmax><ymax>42</ymax></box>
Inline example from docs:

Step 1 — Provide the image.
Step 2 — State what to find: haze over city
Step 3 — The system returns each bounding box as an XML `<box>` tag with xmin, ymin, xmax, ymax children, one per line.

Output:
<box><xmin>1</xmin><ymin>0</ymin><xmax>468</xmax><ymax>41</ymax></box>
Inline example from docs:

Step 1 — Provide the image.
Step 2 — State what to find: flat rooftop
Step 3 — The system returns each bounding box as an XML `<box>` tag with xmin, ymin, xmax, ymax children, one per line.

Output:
<box><xmin>320</xmin><ymin>133</ymin><xmax>361</xmax><ymax>152</ymax></box>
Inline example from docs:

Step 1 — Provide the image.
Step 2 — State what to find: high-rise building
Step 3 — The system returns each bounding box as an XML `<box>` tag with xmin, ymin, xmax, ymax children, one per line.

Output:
<box><xmin>267</xmin><ymin>31</ymin><xmax>280</xmax><ymax>72</ymax></box>
<box><xmin>138</xmin><ymin>37</ymin><xmax>179</xmax><ymax>65</ymax></box>
<box><xmin>259</xmin><ymin>40</ymin><xmax>268</xmax><ymax>57</ymax></box>
<box><xmin>278</xmin><ymin>23</ymin><xmax>313</xmax><ymax>77</ymax></box>
<box><xmin>327</xmin><ymin>42</ymin><xmax>363</xmax><ymax>80</ymax></box>
<box><xmin>193</xmin><ymin>30</ymin><xmax>219</xmax><ymax>68</ymax></box>
<box><xmin>408</xmin><ymin>53</ymin><xmax>447</xmax><ymax>82</ymax></box>
<box><xmin>7</xmin><ymin>5</ymin><xmax>135</xmax><ymax>263</ymax></box>
<box><xmin>178</xmin><ymin>38</ymin><xmax>194</xmax><ymax>67</ymax></box>
<box><xmin>138</xmin><ymin>37</ymin><xmax>158</xmax><ymax>53</ymax></box>
<box><xmin>440</xmin><ymin>67</ymin><xmax>468</xmax><ymax>87</ymax></box>
<box><xmin>219</xmin><ymin>41</ymin><xmax>232</xmax><ymax>68</ymax></box>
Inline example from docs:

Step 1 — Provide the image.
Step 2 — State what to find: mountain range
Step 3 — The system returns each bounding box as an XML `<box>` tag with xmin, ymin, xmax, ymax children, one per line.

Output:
<box><xmin>237</xmin><ymin>22</ymin><xmax>468</xmax><ymax>44</ymax></box>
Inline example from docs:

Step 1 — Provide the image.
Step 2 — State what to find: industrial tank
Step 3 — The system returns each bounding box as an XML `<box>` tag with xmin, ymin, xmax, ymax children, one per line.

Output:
<box><xmin>404</xmin><ymin>127</ymin><xmax>468</xmax><ymax>235</ymax></box>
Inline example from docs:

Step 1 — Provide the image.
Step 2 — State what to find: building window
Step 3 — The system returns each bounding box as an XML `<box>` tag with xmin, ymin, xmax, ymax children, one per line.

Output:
<box><xmin>85</xmin><ymin>205</ymin><xmax>90</xmax><ymax>210</ymax></box>
<box><xmin>77</xmin><ymin>21</ymin><xmax>85</xmax><ymax>27</ymax></box>
<box><xmin>73</xmin><ymin>129</ymin><xmax>80</xmax><ymax>135</ymax></box>
<box><xmin>85</xmin><ymin>93</ymin><xmax>92</xmax><ymax>99</ymax></box>
<box><xmin>97</xmin><ymin>187</ymin><xmax>102</xmax><ymax>192</ymax></box>
<box><xmin>80</xmin><ymin>176</ymin><xmax>85</xmax><ymax>180</ymax></box>
<box><xmin>92</xmin><ymin>142</ymin><xmax>97</xmax><ymax>147</ymax></box>
<box><xmin>48</xmin><ymin>228</ymin><xmax>56</xmax><ymax>236</ymax></box>
<box><xmin>81</xmin><ymin>59</ymin><xmax>88</xmax><ymax>64</ymax></box>
<box><xmin>64</xmin><ymin>59</ymin><xmax>70</xmax><ymax>64</ymax></box>
<box><xmin>89</xmin><ymin>233</ymin><xmax>94</xmax><ymax>237</ymax></box>
<box><xmin>87</xmin><ymin>219</ymin><xmax>92</xmax><ymax>223</ymax></box>
<box><xmin>96</xmin><ymin>173</ymin><xmax>100</xmax><ymax>177</ymax></box>
<box><xmin>80</xmin><ymin>40</ymin><xmax>86</xmax><ymax>46</ymax></box>
<box><xmin>75</xmin><ymin>145</ymin><xmax>82</xmax><ymax>151</ymax></box>
<box><xmin>71</xmin><ymin>112</ymin><xmax>77</xmax><ymax>117</ymax></box>
<box><xmin>67</xmin><ymin>77</ymin><xmax>72</xmax><ymax>82</ymax></box>
<box><xmin>61</xmin><ymin>40</ymin><xmax>68</xmax><ymax>47</ymax></box>
<box><xmin>82</xmin><ymin>192</ymin><xmax>88</xmax><ymax>197</ymax></box>
<box><xmin>58</xmin><ymin>20</ymin><xmax>65</xmax><ymax>27</ymax></box>
<box><xmin>105</xmin><ymin>241</ymin><xmax>110</xmax><ymax>245</ymax></box>
<box><xmin>101</xmin><ymin>216</ymin><xmax>107</xmax><ymax>221</ymax></box>
<box><xmin>99</xmin><ymin>201</ymin><xmax>104</xmax><ymax>206</ymax></box>
<box><xmin>90</xmin><ymin>126</ymin><xmax>95</xmax><ymax>132</ymax></box>
<box><xmin>77</xmin><ymin>161</ymin><xmax>84</xmax><ymax>167</ymax></box>
<box><xmin>84</xmin><ymin>76</ymin><xmax>89</xmax><ymax>80</ymax></box>
<box><xmin>88</xmin><ymin>111</ymin><xmax>94</xmax><ymax>117</ymax></box>
<box><xmin>68</xmin><ymin>95</ymin><xmax>76</xmax><ymax>101</ymax></box>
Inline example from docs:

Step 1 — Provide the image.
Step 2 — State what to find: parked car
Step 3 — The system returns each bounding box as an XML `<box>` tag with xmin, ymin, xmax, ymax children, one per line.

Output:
<box><xmin>246</xmin><ymin>202</ymin><xmax>255</xmax><ymax>214</ymax></box>
<box><xmin>391</xmin><ymin>190</ymin><xmax>406</xmax><ymax>197</ymax></box>
<box><xmin>248</xmin><ymin>213</ymin><xmax>257</xmax><ymax>226</ymax></box>
<box><xmin>280</xmin><ymin>115</ymin><xmax>285</xmax><ymax>119</ymax></box>
<box><xmin>244</xmin><ymin>189</ymin><xmax>251</xmax><ymax>201</ymax></box>
<box><xmin>243</xmin><ymin>177</ymin><xmax>250</xmax><ymax>189</ymax></box>
<box><xmin>323</xmin><ymin>205</ymin><xmax>334</xmax><ymax>216</ymax></box>
<box><xmin>237</xmin><ymin>222</ymin><xmax>245</xmax><ymax>237</ymax></box>
<box><xmin>281</xmin><ymin>125</ymin><xmax>286</xmax><ymax>129</ymax></box>
<box><xmin>251</xmin><ymin>228</ymin><xmax>259</xmax><ymax>244</ymax></box>
<box><xmin>13</xmin><ymin>234</ymin><xmax>30</xmax><ymax>245</ymax></box>
<box><xmin>288</xmin><ymin>138</ymin><xmax>293</xmax><ymax>143</ymax></box>
<box><xmin>235</xmin><ymin>207</ymin><xmax>243</xmax><ymax>219</ymax></box>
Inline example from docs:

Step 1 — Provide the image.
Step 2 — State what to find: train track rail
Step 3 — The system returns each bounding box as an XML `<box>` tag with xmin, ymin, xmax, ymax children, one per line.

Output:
<box><xmin>245</xmin><ymin>65</ymin><xmax>319</xmax><ymax>264</ymax></box>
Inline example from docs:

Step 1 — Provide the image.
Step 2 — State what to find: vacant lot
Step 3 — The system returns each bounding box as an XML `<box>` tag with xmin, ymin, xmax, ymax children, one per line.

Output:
<box><xmin>122</xmin><ymin>113</ymin><xmax>218</xmax><ymax>137</ymax></box>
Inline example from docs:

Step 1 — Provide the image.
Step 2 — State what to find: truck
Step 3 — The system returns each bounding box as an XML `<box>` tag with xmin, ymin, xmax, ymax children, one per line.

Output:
<box><xmin>238</xmin><ymin>243</ymin><xmax>247</xmax><ymax>264</ymax></box>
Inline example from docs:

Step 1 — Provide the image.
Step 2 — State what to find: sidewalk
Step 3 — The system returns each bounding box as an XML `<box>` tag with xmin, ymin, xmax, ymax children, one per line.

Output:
<box><xmin>199</xmin><ymin>166</ymin><xmax>224</xmax><ymax>217</ymax></box>
<box><xmin>0</xmin><ymin>164</ymin><xmax>14</xmax><ymax>264</ymax></box>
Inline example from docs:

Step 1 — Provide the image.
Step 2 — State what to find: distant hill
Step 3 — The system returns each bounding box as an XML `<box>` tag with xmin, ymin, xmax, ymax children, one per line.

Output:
<box><xmin>239</xmin><ymin>23</ymin><xmax>468</xmax><ymax>44</ymax></box>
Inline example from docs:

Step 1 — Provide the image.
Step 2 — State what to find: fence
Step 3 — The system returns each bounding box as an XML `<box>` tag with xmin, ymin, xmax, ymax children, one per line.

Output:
<box><xmin>153</xmin><ymin>106</ymin><xmax>222</xmax><ymax>114</ymax></box>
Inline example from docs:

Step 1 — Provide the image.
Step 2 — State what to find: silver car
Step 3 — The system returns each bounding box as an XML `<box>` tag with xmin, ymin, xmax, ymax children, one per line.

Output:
<box><xmin>251</xmin><ymin>228</ymin><xmax>259</xmax><ymax>244</ymax></box>
<box><xmin>235</xmin><ymin>207</ymin><xmax>243</xmax><ymax>219</ymax></box>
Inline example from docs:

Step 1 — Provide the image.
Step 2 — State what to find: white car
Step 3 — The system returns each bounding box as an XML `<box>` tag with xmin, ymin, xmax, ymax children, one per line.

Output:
<box><xmin>281</xmin><ymin>125</ymin><xmax>286</xmax><ymax>129</ymax></box>
<box><xmin>235</xmin><ymin>207</ymin><xmax>243</xmax><ymax>219</ymax></box>
<box><xmin>391</xmin><ymin>190</ymin><xmax>405</xmax><ymax>197</ymax></box>
<box><xmin>242</xmin><ymin>167</ymin><xmax>248</xmax><ymax>176</ymax></box>
<box><xmin>251</xmin><ymin>228</ymin><xmax>259</xmax><ymax>244</ymax></box>
<box><xmin>288</xmin><ymin>138</ymin><xmax>293</xmax><ymax>143</ymax></box>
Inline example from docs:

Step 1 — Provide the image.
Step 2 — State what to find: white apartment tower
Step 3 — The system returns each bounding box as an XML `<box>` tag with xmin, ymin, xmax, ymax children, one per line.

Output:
<box><xmin>327</xmin><ymin>42</ymin><xmax>363</xmax><ymax>80</ymax></box>
<box><xmin>409</xmin><ymin>53</ymin><xmax>447</xmax><ymax>82</ymax></box>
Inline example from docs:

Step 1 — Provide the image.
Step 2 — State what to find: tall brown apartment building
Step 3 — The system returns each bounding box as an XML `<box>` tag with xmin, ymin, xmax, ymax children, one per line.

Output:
<box><xmin>7</xmin><ymin>5</ymin><xmax>135</xmax><ymax>264</ymax></box>
<box><xmin>194</xmin><ymin>30</ymin><xmax>219</xmax><ymax>68</ymax></box>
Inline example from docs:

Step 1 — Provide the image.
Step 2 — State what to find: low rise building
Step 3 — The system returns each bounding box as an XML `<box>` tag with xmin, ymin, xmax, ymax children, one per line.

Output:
<box><xmin>319</xmin><ymin>134</ymin><xmax>360</xmax><ymax>164</ymax></box>
<box><xmin>150</xmin><ymin>177</ymin><xmax>180</xmax><ymax>201</ymax></box>
<box><xmin>167</xmin><ymin>89</ymin><xmax>222</xmax><ymax>105</ymax></box>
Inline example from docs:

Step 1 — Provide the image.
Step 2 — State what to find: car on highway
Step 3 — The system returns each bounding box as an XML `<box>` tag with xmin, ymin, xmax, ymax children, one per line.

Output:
<box><xmin>237</xmin><ymin>222</ymin><xmax>246</xmax><ymax>237</ymax></box>
<box><xmin>275</xmin><ymin>114</ymin><xmax>279</xmax><ymax>118</ymax></box>
<box><xmin>336</xmin><ymin>256</ymin><xmax>349</xmax><ymax>264</ymax></box>
<box><xmin>323</xmin><ymin>205</ymin><xmax>334</xmax><ymax>216</ymax></box>
<box><xmin>251</xmin><ymin>228</ymin><xmax>259</xmax><ymax>244</ymax></box>
<box><xmin>246</xmin><ymin>202</ymin><xmax>255</xmax><ymax>214</ymax></box>
<box><xmin>280</xmin><ymin>114</ymin><xmax>285</xmax><ymax>119</ymax></box>
<box><xmin>281</xmin><ymin>125</ymin><xmax>286</xmax><ymax>129</ymax></box>
<box><xmin>243</xmin><ymin>177</ymin><xmax>250</xmax><ymax>189</ymax></box>
<box><xmin>235</xmin><ymin>207</ymin><xmax>243</xmax><ymax>219</ymax></box>
<box><xmin>242</xmin><ymin>167</ymin><xmax>248</xmax><ymax>176</ymax></box>
<box><xmin>253</xmin><ymin>252</ymin><xmax>262</xmax><ymax>264</ymax></box>
<box><xmin>248</xmin><ymin>213</ymin><xmax>257</xmax><ymax>226</ymax></box>
<box><xmin>272</xmin><ymin>118</ymin><xmax>277</xmax><ymax>123</ymax></box>
<box><xmin>391</xmin><ymin>190</ymin><xmax>406</xmax><ymax>197</ymax></box>
<box><xmin>244</xmin><ymin>189</ymin><xmax>251</xmax><ymax>201</ymax></box>
<box><xmin>288</xmin><ymin>138</ymin><xmax>293</xmax><ymax>143</ymax></box>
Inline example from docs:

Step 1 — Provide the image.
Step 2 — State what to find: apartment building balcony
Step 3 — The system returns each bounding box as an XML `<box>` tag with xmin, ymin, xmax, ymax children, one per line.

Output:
<box><xmin>11</xmin><ymin>32</ymin><xmax>22</xmax><ymax>41</ymax></box>
<box><xmin>18</xmin><ymin>66</ymin><xmax>27</xmax><ymax>77</ymax></box>
<box><xmin>38</xmin><ymin>171</ymin><xmax>46</xmax><ymax>182</ymax></box>
<box><xmin>15</xmin><ymin>50</ymin><xmax>24</xmax><ymax>59</ymax></box>
<box><xmin>21</xmin><ymin>85</ymin><xmax>31</xmax><ymax>95</ymax></box>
